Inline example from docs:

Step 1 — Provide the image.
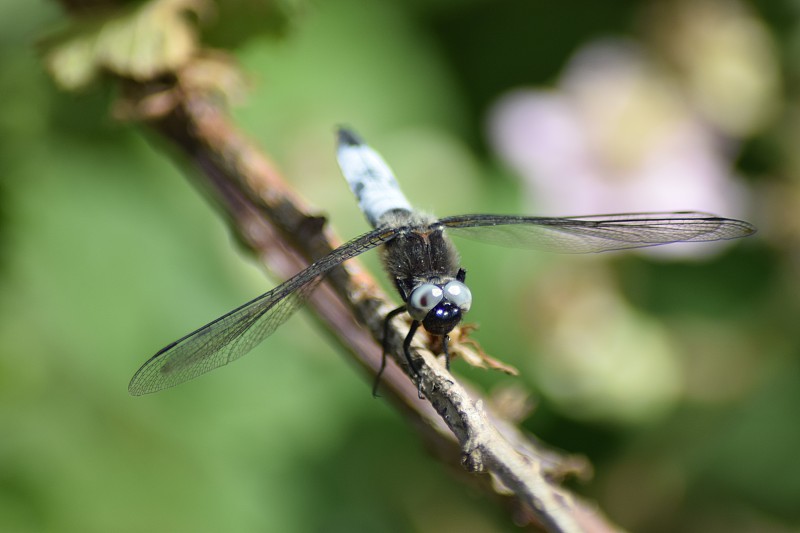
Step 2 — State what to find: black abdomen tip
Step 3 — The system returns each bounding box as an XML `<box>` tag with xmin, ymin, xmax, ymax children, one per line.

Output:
<box><xmin>337</xmin><ymin>126</ymin><xmax>363</xmax><ymax>146</ymax></box>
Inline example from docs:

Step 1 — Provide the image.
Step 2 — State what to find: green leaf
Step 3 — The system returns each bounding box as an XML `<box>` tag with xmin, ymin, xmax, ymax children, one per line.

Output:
<box><xmin>42</xmin><ymin>0</ymin><xmax>208</xmax><ymax>90</ymax></box>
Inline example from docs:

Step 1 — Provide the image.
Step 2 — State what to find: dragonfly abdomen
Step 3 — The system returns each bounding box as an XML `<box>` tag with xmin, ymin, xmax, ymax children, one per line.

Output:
<box><xmin>337</xmin><ymin>128</ymin><xmax>413</xmax><ymax>227</ymax></box>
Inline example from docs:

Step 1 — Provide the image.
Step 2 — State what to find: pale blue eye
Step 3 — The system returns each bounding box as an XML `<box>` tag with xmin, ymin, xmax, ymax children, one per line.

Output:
<box><xmin>444</xmin><ymin>281</ymin><xmax>471</xmax><ymax>313</ymax></box>
<box><xmin>408</xmin><ymin>284</ymin><xmax>443</xmax><ymax>320</ymax></box>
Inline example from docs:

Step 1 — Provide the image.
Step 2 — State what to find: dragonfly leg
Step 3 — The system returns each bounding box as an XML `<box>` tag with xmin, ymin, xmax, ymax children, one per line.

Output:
<box><xmin>402</xmin><ymin>320</ymin><xmax>422</xmax><ymax>376</ymax></box>
<box><xmin>400</xmin><ymin>321</ymin><xmax>424</xmax><ymax>398</ymax></box>
<box><xmin>374</xmin><ymin>305</ymin><xmax>409</xmax><ymax>397</ymax></box>
<box><xmin>442</xmin><ymin>334</ymin><xmax>451</xmax><ymax>370</ymax></box>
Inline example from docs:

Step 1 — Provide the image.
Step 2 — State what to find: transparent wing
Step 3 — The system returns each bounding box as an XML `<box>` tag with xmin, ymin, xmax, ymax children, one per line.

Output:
<box><xmin>129</xmin><ymin>227</ymin><xmax>398</xmax><ymax>395</ymax></box>
<box><xmin>438</xmin><ymin>212</ymin><xmax>756</xmax><ymax>254</ymax></box>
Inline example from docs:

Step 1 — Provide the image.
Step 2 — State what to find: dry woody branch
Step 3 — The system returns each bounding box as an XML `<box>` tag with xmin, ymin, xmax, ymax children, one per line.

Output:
<box><xmin>46</xmin><ymin>2</ymin><xmax>624</xmax><ymax>531</ymax></box>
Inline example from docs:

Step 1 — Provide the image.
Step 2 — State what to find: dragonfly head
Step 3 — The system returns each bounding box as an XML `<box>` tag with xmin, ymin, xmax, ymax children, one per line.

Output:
<box><xmin>407</xmin><ymin>280</ymin><xmax>472</xmax><ymax>335</ymax></box>
<box><xmin>422</xmin><ymin>301</ymin><xmax>462</xmax><ymax>335</ymax></box>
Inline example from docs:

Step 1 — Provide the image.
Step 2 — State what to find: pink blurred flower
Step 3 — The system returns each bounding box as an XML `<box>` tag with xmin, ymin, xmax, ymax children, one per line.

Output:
<box><xmin>488</xmin><ymin>40</ymin><xmax>750</xmax><ymax>257</ymax></box>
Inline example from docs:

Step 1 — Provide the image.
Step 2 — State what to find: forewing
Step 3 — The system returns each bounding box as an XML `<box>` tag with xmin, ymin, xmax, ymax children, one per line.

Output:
<box><xmin>128</xmin><ymin>280</ymin><xmax>316</xmax><ymax>396</ymax></box>
<box><xmin>128</xmin><ymin>226</ymin><xmax>398</xmax><ymax>395</ymax></box>
<box><xmin>438</xmin><ymin>212</ymin><xmax>756</xmax><ymax>253</ymax></box>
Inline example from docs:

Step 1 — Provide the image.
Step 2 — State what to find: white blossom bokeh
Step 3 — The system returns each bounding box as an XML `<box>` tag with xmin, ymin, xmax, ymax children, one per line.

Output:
<box><xmin>487</xmin><ymin>1</ymin><xmax>776</xmax><ymax>422</ymax></box>
<box><xmin>488</xmin><ymin>35</ymin><xmax>770</xmax><ymax>258</ymax></box>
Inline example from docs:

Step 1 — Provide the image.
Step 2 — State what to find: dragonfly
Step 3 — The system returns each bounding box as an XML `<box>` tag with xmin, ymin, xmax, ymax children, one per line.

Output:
<box><xmin>128</xmin><ymin>127</ymin><xmax>756</xmax><ymax>396</ymax></box>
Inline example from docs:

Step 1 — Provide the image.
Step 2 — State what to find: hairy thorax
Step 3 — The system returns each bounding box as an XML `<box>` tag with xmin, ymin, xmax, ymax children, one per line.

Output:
<box><xmin>376</xmin><ymin>210</ymin><xmax>462</xmax><ymax>300</ymax></box>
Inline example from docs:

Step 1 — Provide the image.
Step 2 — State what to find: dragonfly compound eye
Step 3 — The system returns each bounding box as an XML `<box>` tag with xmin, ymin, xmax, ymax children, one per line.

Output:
<box><xmin>408</xmin><ymin>284</ymin><xmax>444</xmax><ymax>321</ymax></box>
<box><xmin>443</xmin><ymin>280</ymin><xmax>471</xmax><ymax>313</ymax></box>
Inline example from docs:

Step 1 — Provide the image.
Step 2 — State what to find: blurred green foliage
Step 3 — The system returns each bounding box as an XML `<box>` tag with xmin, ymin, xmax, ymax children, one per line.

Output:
<box><xmin>1</xmin><ymin>0</ymin><xmax>798</xmax><ymax>532</ymax></box>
